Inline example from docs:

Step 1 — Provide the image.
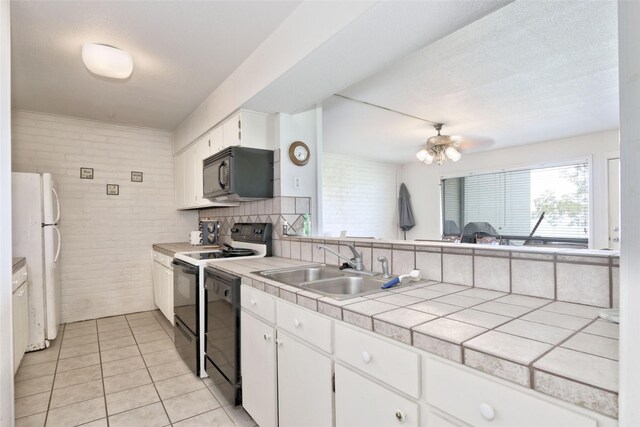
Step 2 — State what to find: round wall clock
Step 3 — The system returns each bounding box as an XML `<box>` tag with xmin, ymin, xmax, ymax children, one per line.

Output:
<box><xmin>289</xmin><ymin>141</ymin><xmax>310</xmax><ymax>166</ymax></box>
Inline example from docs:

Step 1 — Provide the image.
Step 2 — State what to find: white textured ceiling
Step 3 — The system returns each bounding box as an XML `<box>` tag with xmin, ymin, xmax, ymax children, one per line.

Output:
<box><xmin>324</xmin><ymin>0</ymin><xmax>619</xmax><ymax>163</ymax></box>
<box><xmin>10</xmin><ymin>1</ymin><xmax>300</xmax><ymax>129</ymax></box>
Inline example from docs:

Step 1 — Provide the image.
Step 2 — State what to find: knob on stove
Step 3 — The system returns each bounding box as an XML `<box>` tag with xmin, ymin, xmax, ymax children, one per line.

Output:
<box><xmin>207</xmin><ymin>223</ymin><xmax>215</xmax><ymax>233</ymax></box>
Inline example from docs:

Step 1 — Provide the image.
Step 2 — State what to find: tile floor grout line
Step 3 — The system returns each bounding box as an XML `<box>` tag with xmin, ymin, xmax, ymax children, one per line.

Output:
<box><xmin>96</xmin><ymin>319</ymin><xmax>112</xmax><ymax>427</ymax></box>
<box><xmin>127</xmin><ymin>313</ymin><xmax>175</xmax><ymax>426</ymax></box>
<box><xmin>42</xmin><ymin>323</ymin><xmax>65</xmax><ymax>426</ymax></box>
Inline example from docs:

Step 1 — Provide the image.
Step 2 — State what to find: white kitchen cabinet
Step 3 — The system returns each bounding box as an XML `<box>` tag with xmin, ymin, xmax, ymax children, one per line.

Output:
<box><xmin>241</xmin><ymin>310</ymin><xmax>278</xmax><ymax>427</ymax></box>
<box><xmin>194</xmin><ymin>133</ymin><xmax>211</xmax><ymax>207</ymax></box>
<box><xmin>222</xmin><ymin>112</ymin><xmax>242</xmax><ymax>148</ymax></box>
<box><xmin>277</xmin><ymin>330</ymin><xmax>333</xmax><ymax>427</ymax></box>
<box><xmin>210</xmin><ymin>125</ymin><xmax>224</xmax><ymax>157</ymax></box>
<box><xmin>12</xmin><ymin>266</ymin><xmax>29</xmax><ymax>373</ymax></box>
<box><xmin>174</xmin><ymin>148</ymin><xmax>186</xmax><ymax>209</ymax></box>
<box><xmin>421</xmin><ymin>406</ymin><xmax>470</xmax><ymax>427</ymax></box>
<box><xmin>152</xmin><ymin>250</ymin><xmax>174</xmax><ymax>325</ymax></box>
<box><xmin>335</xmin><ymin>364</ymin><xmax>419</xmax><ymax>427</ymax></box>
<box><xmin>183</xmin><ymin>144</ymin><xmax>196</xmax><ymax>207</ymax></box>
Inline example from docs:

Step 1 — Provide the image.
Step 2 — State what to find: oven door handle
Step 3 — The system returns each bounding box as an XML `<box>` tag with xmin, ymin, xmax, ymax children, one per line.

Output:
<box><xmin>172</xmin><ymin>260</ymin><xmax>199</xmax><ymax>275</ymax></box>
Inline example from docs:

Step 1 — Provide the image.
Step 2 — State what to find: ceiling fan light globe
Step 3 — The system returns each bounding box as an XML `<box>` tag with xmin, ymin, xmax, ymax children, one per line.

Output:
<box><xmin>82</xmin><ymin>43</ymin><xmax>133</xmax><ymax>79</ymax></box>
<box><xmin>416</xmin><ymin>148</ymin><xmax>429</xmax><ymax>162</ymax></box>
<box><xmin>445</xmin><ymin>146</ymin><xmax>462</xmax><ymax>162</ymax></box>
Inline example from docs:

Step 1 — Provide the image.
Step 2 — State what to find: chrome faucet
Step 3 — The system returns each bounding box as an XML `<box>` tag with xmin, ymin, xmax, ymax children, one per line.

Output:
<box><xmin>317</xmin><ymin>243</ymin><xmax>364</xmax><ymax>271</ymax></box>
<box><xmin>377</xmin><ymin>256</ymin><xmax>391</xmax><ymax>279</ymax></box>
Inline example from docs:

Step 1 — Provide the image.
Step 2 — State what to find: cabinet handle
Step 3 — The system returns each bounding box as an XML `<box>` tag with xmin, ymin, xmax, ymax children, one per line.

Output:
<box><xmin>250</xmin><ymin>299</ymin><xmax>256</xmax><ymax>306</ymax></box>
<box><xmin>293</xmin><ymin>319</ymin><xmax>301</xmax><ymax>328</ymax></box>
<box><xmin>479</xmin><ymin>403</ymin><xmax>495</xmax><ymax>421</ymax></box>
<box><xmin>275</xmin><ymin>338</ymin><xmax>282</xmax><ymax>347</ymax></box>
<box><xmin>263</xmin><ymin>333</ymin><xmax>271</xmax><ymax>342</ymax></box>
<box><xmin>394</xmin><ymin>410</ymin><xmax>405</xmax><ymax>423</ymax></box>
<box><xmin>362</xmin><ymin>351</ymin><xmax>372</xmax><ymax>364</ymax></box>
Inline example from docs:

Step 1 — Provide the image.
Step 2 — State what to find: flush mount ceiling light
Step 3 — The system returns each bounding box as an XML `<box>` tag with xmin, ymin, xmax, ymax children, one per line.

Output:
<box><xmin>416</xmin><ymin>124</ymin><xmax>462</xmax><ymax>165</ymax></box>
<box><xmin>82</xmin><ymin>43</ymin><xmax>133</xmax><ymax>79</ymax></box>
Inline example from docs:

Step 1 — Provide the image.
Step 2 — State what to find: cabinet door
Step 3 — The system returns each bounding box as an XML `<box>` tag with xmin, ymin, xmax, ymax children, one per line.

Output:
<box><xmin>174</xmin><ymin>151</ymin><xmax>186</xmax><ymax>209</ymax></box>
<box><xmin>13</xmin><ymin>283</ymin><xmax>29</xmax><ymax>372</ymax></box>
<box><xmin>277</xmin><ymin>331</ymin><xmax>333</xmax><ymax>427</ymax></box>
<box><xmin>194</xmin><ymin>134</ymin><xmax>211</xmax><ymax>207</ymax></box>
<box><xmin>335</xmin><ymin>364</ymin><xmax>419</xmax><ymax>427</ymax></box>
<box><xmin>222</xmin><ymin>113</ymin><xmax>241</xmax><ymax>148</ymax></box>
<box><xmin>182</xmin><ymin>144</ymin><xmax>196</xmax><ymax>208</ymax></box>
<box><xmin>211</xmin><ymin>125</ymin><xmax>224</xmax><ymax>154</ymax></box>
<box><xmin>152</xmin><ymin>261</ymin><xmax>162</xmax><ymax>310</ymax></box>
<box><xmin>241</xmin><ymin>311</ymin><xmax>278</xmax><ymax>427</ymax></box>
<box><xmin>163</xmin><ymin>267</ymin><xmax>174</xmax><ymax>325</ymax></box>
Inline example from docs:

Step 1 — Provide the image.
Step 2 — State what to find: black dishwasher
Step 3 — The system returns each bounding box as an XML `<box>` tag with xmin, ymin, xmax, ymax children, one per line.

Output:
<box><xmin>203</xmin><ymin>266</ymin><xmax>242</xmax><ymax>406</ymax></box>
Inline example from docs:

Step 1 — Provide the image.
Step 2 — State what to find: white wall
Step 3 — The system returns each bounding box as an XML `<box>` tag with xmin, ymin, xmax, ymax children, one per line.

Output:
<box><xmin>12</xmin><ymin>111</ymin><xmax>197</xmax><ymax>323</ymax></box>
<box><xmin>0</xmin><ymin>0</ymin><xmax>14</xmax><ymax>423</ymax></box>
<box><xmin>401</xmin><ymin>130</ymin><xmax>619</xmax><ymax>248</ymax></box>
<box><xmin>322</xmin><ymin>153</ymin><xmax>399</xmax><ymax>240</ymax></box>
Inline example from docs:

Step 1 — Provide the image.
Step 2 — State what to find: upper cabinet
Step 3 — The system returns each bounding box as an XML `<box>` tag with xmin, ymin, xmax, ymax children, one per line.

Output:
<box><xmin>175</xmin><ymin>110</ymin><xmax>273</xmax><ymax>210</ymax></box>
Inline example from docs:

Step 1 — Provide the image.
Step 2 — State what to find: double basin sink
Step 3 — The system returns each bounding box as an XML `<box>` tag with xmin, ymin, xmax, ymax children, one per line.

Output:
<box><xmin>256</xmin><ymin>265</ymin><xmax>388</xmax><ymax>300</ymax></box>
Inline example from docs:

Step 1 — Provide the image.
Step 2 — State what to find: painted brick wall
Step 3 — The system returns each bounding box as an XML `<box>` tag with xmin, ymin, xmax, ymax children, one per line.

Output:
<box><xmin>12</xmin><ymin>111</ymin><xmax>197</xmax><ymax>322</ymax></box>
<box><xmin>322</xmin><ymin>153</ymin><xmax>400</xmax><ymax>240</ymax></box>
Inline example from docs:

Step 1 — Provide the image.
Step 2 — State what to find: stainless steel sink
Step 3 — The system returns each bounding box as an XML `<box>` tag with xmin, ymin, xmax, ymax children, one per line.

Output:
<box><xmin>299</xmin><ymin>276</ymin><xmax>386</xmax><ymax>300</ymax></box>
<box><xmin>258</xmin><ymin>265</ymin><xmax>345</xmax><ymax>286</ymax></box>
<box><xmin>255</xmin><ymin>265</ymin><xmax>386</xmax><ymax>300</ymax></box>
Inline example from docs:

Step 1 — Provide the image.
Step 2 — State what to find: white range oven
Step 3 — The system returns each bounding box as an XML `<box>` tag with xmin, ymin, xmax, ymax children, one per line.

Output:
<box><xmin>172</xmin><ymin>222</ymin><xmax>272</xmax><ymax>406</ymax></box>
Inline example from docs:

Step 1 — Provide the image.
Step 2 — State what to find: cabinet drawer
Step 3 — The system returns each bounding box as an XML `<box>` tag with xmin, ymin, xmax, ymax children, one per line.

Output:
<box><xmin>335</xmin><ymin>323</ymin><xmax>420</xmax><ymax>398</ymax></box>
<box><xmin>276</xmin><ymin>300</ymin><xmax>332</xmax><ymax>353</ymax></box>
<box><xmin>242</xmin><ymin>286</ymin><xmax>275</xmax><ymax>323</ymax></box>
<box><xmin>335</xmin><ymin>364</ymin><xmax>419</xmax><ymax>427</ymax></box>
<box><xmin>424</xmin><ymin>358</ymin><xmax>597</xmax><ymax>427</ymax></box>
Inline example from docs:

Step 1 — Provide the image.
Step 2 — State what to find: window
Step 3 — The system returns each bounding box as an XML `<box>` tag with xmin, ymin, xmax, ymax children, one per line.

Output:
<box><xmin>441</xmin><ymin>163</ymin><xmax>589</xmax><ymax>242</ymax></box>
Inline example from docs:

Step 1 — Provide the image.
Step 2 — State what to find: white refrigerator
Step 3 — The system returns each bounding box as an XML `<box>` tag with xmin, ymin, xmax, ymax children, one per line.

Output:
<box><xmin>12</xmin><ymin>172</ymin><xmax>62</xmax><ymax>350</ymax></box>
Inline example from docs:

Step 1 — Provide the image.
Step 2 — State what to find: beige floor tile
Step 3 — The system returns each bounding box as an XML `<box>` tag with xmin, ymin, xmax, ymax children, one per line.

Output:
<box><xmin>174</xmin><ymin>407</ymin><xmax>235</xmax><ymax>427</ymax></box>
<box><xmin>14</xmin><ymin>391</ymin><xmax>50</xmax><ymax>418</ymax></box>
<box><xmin>59</xmin><ymin>342</ymin><xmax>99</xmax><ymax>360</ymax></box>
<box><xmin>102</xmin><ymin>355</ymin><xmax>146</xmax><ymax>377</ymax></box>
<box><xmin>14</xmin><ymin>411</ymin><xmax>46</xmax><ymax>427</ymax></box>
<box><xmin>56</xmin><ymin>353</ymin><xmax>100</xmax><ymax>373</ymax></box>
<box><xmin>15</xmin><ymin>375</ymin><xmax>54</xmax><ymax>398</ymax></box>
<box><xmin>138</xmin><ymin>338</ymin><xmax>175</xmax><ymax>355</ymax></box>
<box><xmin>49</xmin><ymin>379</ymin><xmax>104</xmax><ymax>409</ymax></box>
<box><xmin>131</xmin><ymin>324</ymin><xmax>165</xmax><ymax>335</ymax></box>
<box><xmin>143</xmin><ymin>348</ymin><xmax>182</xmax><ymax>367</ymax></box>
<box><xmin>208</xmin><ymin>382</ymin><xmax>234</xmax><ymax>406</ymax></box>
<box><xmin>21</xmin><ymin>348</ymin><xmax>59</xmax><ymax>367</ymax></box>
<box><xmin>155</xmin><ymin>373</ymin><xmax>205</xmax><ymax>400</ymax></box>
<box><xmin>134</xmin><ymin>330</ymin><xmax>170</xmax><ymax>344</ymax></box>
<box><xmin>77</xmin><ymin>418</ymin><xmax>108</xmax><ymax>427</ymax></box>
<box><xmin>98</xmin><ymin>335</ymin><xmax>136</xmax><ymax>351</ymax></box>
<box><xmin>127</xmin><ymin>316</ymin><xmax>161</xmax><ymax>328</ymax></box>
<box><xmin>97</xmin><ymin>315</ymin><xmax>127</xmax><ymax>325</ymax></box>
<box><xmin>15</xmin><ymin>361</ymin><xmax>57</xmax><ymax>382</ymax></box>
<box><xmin>126</xmin><ymin>311</ymin><xmax>156</xmax><ymax>321</ymax></box>
<box><xmin>163</xmin><ymin>389</ymin><xmax>221</xmax><ymax>423</ymax></box>
<box><xmin>103</xmin><ymin>368</ymin><xmax>152</xmax><ymax>394</ymax></box>
<box><xmin>223</xmin><ymin>404</ymin><xmax>257</xmax><ymax>427</ymax></box>
<box><xmin>63</xmin><ymin>326</ymin><xmax>97</xmax><ymax>339</ymax></box>
<box><xmin>53</xmin><ymin>365</ymin><xmax>102</xmax><ymax>389</ymax></box>
<box><xmin>45</xmin><ymin>396</ymin><xmax>105</xmax><ymax>427</ymax></box>
<box><xmin>106</xmin><ymin>384</ymin><xmax>160</xmax><ymax>415</ymax></box>
<box><xmin>148</xmin><ymin>359</ymin><xmax>192</xmax><ymax>382</ymax></box>
<box><xmin>61</xmin><ymin>334</ymin><xmax>98</xmax><ymax>348</ymax></box>
<box><xmin>108</xmin><ymin>402</ymin><xmax>170</xmax><ymax>427</ymax></box>
<box><xmin>65</xmin><ymin>320</ymin><xmax>96</xmax><ymax>330</ymax></box>
<box><xmin>100</xmin><ymin>345</ymin><xmax>140</xmax><ymax>363</ymax></box>
<box><xmin>97</xmin><ymin>320</ymin><xmax>130</xmax><ymax>333</ymax></box>
<box><xmin>98</xmin><ymin>329</ymin><xmax>133</xmax><ymax>342</ymax></box>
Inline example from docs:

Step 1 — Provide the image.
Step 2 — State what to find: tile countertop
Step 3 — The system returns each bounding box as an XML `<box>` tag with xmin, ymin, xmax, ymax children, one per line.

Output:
<box><xmin>12</xmin><ymin>257</ymin><xmax>26</xmax><ymax>274</ymax></box>
<box><xmin>152</xmin><ymin>242</ymin><xmax>220</xmax><ymax>257</ymax></box>
<box><xmin>208</xmin><ymin>256</ymin><xmax>619</xmax><ymax>419</ymax></box>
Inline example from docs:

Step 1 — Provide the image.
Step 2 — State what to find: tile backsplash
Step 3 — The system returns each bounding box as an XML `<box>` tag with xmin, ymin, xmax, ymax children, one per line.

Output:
<box><xmin>275</xmin><ymin>237</ymin><xmax>619</xmax><ymax>309</ymax></box>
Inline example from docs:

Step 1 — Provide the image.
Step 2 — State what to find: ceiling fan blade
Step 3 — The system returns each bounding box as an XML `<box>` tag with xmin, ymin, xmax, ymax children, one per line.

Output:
<box><xmin>454</xmin><ymin>135</ymin><xmax>494</xmax><ymax>152</ymax></box>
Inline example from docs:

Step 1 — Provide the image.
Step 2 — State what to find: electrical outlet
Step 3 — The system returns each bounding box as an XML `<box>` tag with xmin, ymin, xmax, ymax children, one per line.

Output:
<box><xmin>294</xmin><ymin>176</ymin><xmax>302</xmax><ymax>189</ymax></box>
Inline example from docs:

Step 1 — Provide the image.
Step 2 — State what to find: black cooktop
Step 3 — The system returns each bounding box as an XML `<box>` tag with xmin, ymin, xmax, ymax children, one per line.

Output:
<box><xmin>184</xmin><ymin>248</ymin><xmax>258</xmax><ymax>260</ymax></box>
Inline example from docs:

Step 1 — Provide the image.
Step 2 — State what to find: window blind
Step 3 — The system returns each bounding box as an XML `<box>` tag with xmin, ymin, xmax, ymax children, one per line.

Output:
<box><xmin>441</xmin><ymin>163</ymin><xmax>589</xmax><ymax>240</ymax></box>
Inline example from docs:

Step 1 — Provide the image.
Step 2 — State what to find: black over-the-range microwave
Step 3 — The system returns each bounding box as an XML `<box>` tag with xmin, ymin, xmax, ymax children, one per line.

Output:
<box><xmin>203</xmin><ymin>146</ymin><xmax>274</xmax><ymax>201</ymax></box>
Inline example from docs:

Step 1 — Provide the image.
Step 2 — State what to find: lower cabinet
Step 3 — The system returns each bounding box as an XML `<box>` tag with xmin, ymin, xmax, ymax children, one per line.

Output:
<box><xmin>12</xmin><ymin>278</ymin><xmax>29</xmax><ymax>373</ymax></box>
<box><xmin>241</xmin><ymin>304</ymin><xmax>333</xmax><ymax>427</ymax></box>
<box><xmin>241</xmin><ymin>311</ymin><xmax>278</xmax><ymax>427</ymax></box>
<box><xmin>277</xmin><ymin>331</ymin><xmax>333</xmax><ymax>427</ymax></box>
<box><xmin>152</xmin><ymin>251</ymin><xmax>174</xmax><ymax>324</ymax></box>
<box><xmin>335</xmin><ymin>364</ymin><xmax>419</xmax><ymax>427</ymax></box>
